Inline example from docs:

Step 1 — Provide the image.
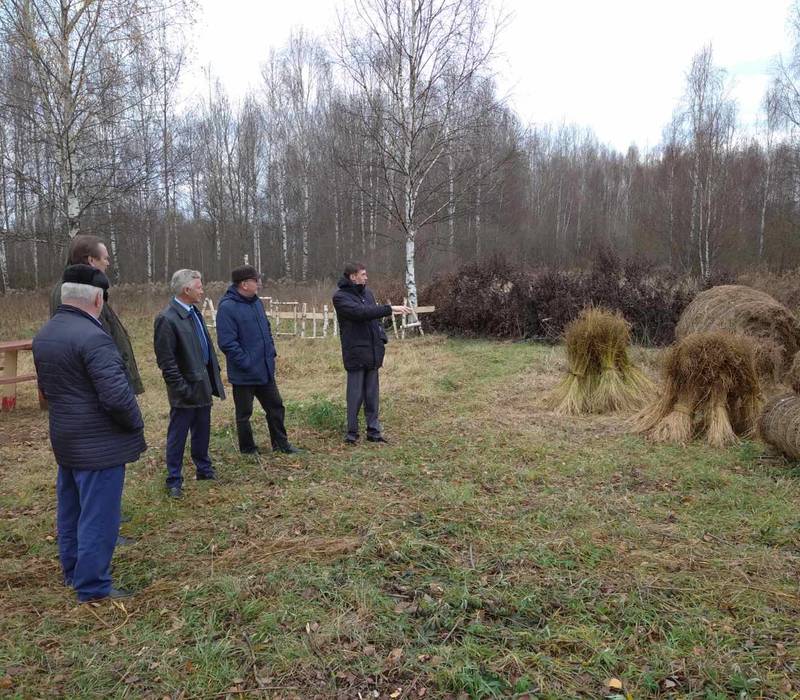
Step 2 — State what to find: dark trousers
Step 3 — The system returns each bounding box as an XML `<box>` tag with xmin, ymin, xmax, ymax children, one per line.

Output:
<box><xmin>57</xmin><ymin>465</ymin><xmax>125</xmax><ymax>602</ymax></box>
<box><xmin>346</xmin><ymin>368</ymin><xmax>381</xmax><ymax>440</ymax></box>
<box><xmin>232</xmin><ymin>382</ymin><xmax>289</xmax><ymax>452</ymax></box>
<box><xmin>165</xmin><ymin>405</ymin><xmax>213</xmax><ymax>487</ymax></box>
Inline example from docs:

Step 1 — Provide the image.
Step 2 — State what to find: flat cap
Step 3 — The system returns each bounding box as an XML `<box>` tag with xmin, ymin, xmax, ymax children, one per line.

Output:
<box><xmin>62</xmin><ymin>264</ymin><xmax>110</xmax><ymax>291</ymax></box>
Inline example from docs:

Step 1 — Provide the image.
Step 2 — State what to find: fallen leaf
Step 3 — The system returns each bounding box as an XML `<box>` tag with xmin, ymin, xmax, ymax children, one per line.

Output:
<box><xmin>0</xmin><ymin>677</ymin><xmax>13</xmax><ymax>690</ymax></box>
<box><xmin>607</xmin><ymin>678</ymin><xmax>623</xmax><ymax>690</ymax></box>
<box><xmin>387</xmin><ymin>647</ymin><xmax>404</xmax><ymax>663</ymax></box>
<box><xmin>363</xmin><ymin>645</ymin><xmax>376</xmax><ymax>656</ymax></box>
<box><xmin>389</xmin><ymin>689</ymin><xmax>402</xmax><ymax>698</ymax></box>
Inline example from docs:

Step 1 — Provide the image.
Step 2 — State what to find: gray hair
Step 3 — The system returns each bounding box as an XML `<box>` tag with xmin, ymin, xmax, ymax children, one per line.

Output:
<box><xmin>170</xmin><ymin>269</ymin><xmax>201</xmax><ymax>296</ymax></box>
<box><xmin>61</xmin><ymin>282</ymin><xmax>103</xmax><ymax>305</ymax></box>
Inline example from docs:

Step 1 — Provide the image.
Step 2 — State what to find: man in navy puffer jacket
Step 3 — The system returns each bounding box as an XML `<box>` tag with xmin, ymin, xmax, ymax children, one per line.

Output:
<box><xmin>216</xmin><ymin>265</ymin><xmax>301</xmax><ymax>455</ymax></box>
<box><xmin>33</xmin><ymin>265</ymin><xmax>146</xmax><ymax>602</ymax></box>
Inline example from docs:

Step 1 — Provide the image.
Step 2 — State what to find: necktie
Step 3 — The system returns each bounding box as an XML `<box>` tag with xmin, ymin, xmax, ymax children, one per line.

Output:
<box><xmin>190</xmin><ymin>306</ymin><xmax>210</xmax><ymax>365</ymax></box>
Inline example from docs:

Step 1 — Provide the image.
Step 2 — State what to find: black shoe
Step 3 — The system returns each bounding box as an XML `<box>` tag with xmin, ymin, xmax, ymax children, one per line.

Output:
<box><xmin>275</xmin><ymin>444</ymin><xmax>303</xmax><ymax>455</ymax></box>
<box><xmin>196</xmin><ymin>472</ymin><xmax>218</xmax><ymax>481</ymax></box>
<box><xmin>367</xmin><ymin>435</ymin><xmax>388</xmax><ymax>443</ymax></box>
<box><xmin>168</xmin><ymin>486</ymin><xmax>183</xmax><ymax>499</ymax></box>
<box><xmin>81</xmin><ymin>587</ymin><xmax>134</xmax><ymax>603</ymax></box>
<box><xmin>344</xmin><ymin>436</ymin><xmax>358</xmax><ymax>445</ymax></box>
<box><xmin>116</xmin><ymin>535</ymin><xmax>136</xmax><ymax>546</ymax></box>
<box><xmin>241</xmin><ymin>447</ymin><xmax>260</xmax><ymax>455</ymax></box>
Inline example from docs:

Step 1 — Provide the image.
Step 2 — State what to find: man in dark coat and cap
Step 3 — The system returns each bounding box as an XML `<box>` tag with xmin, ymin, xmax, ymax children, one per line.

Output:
<box><xmin>154</xmin><ymin>269</ymin><xmax>225</xmax><ymax>498</ymax></box>
<box><xmin>33</xmin><ymin>264</ymin><xmax>146</xmax><ymax>602</ymax></box>
<box><xmin>216</xmin><ymin>265</ymin><xmax>301</xmax><ymax>455</ymax></box>
<box><xmin>332</xmin><ymin>262</ymin><xmax>410</xmax><ymax>444</ymax></box>
<box><xmin>50</xmin><ymin>234</ymin><xmax>144</xmax><ymax>394</ymax></box>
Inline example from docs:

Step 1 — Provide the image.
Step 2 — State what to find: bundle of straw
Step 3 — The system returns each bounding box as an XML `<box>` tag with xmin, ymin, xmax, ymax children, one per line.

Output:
<box><xmin>633</xmin><ymin>331</ymin><xmax>762</xmax><ymax>447</ymax></box>
<box><xmin>546</xmin><ymin>307</ymin><xmax>653</xmax><ymax>415</ymax></box>
<box><xmin>759</xmin><ymin>393</ymin><xmax>800</xmax><ymax>459</ymax></box>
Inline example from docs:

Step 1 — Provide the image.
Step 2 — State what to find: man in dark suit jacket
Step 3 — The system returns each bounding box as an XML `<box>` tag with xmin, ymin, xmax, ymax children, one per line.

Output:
<box><xmin>216</xmin><ymin>265</ymin><xmax>301</xmax><ymax>455</ymax></box>
<box><xmin>33</xmin><ymin>265</ymin><xmax>146</xmax><ymax>602</ymax></box>
<box><xmin>154</xmin><ymin>269</ymin><xmax>225</xmax><ymax>498</ymax></box>
<box><xmin>50</xmin><ymin>234</ymin><xmax>144</xmax><ymax>394</ymax></box>
<box><xmin>332</xmin><ymin>262</ymin><xmax>410</xmax><ymax>444</ymax></box>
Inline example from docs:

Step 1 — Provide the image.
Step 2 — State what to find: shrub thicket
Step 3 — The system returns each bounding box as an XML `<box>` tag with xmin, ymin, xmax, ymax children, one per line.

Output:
<box><xmin>423</xmin><ymin>251</ymin><xmax>719</xmax><ymax>346</ymax></box>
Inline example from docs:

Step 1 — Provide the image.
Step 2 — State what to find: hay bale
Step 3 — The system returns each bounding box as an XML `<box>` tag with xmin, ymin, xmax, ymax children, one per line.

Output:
<box><xmin>759</xmin><ymin>393</ymin><xmax>800</xmax><ymax>459</ymax></box>
<box><xmin>546</xmin><ymin>306</ymin><xmax>653</xmax><ymax>415</ymax></box>
<box><xmin>787</xmin><ymin>352</ymin><xmax>800</xmax><ymax>394</ymax></box>
<box><xmin>676</xmin><ymin>285</ymin><xmax>800</xmax><ymax>376</ymax></box>
<box><xmin>633</xmin><ymin>331</ymin><xmax>762</xmax><ymax>447</ymax></box>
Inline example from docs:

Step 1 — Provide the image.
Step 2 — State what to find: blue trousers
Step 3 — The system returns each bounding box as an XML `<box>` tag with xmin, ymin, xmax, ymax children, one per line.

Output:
<box><xmin>57</xmin><ymin>465</ymin><xmax>125</xmax><ymax>602</ymax></box>
<box><xmin>166</xmin><ymin>405</ymin><xmax>213</xmax><ymax>487</ymax></box>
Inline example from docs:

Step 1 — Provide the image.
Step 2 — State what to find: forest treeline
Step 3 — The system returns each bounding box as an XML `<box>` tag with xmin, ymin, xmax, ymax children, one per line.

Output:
<box><xmin>2</xmin><ymin>0</ymin><xmax>800</xmax><ymax>296</ymax></box>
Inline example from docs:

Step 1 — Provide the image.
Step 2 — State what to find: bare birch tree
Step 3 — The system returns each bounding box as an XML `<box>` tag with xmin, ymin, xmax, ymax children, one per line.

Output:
<box><xmin>336</xmin><ymin>0</ymin><xmax>500</xmax><ymax>306</ymax></box>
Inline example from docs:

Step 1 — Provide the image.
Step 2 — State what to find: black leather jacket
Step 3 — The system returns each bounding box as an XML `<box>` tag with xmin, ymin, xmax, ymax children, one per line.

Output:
<box><xmin>154</xmin><ymin>299</ymin><xmax>225</xmax><ymax>408</ymax></box>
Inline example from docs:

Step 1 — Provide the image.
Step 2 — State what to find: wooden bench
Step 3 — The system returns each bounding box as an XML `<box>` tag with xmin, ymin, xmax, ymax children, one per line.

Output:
<box><xmin>0</xmin><ymin>339</ymin><xmax>43</xmax><ymax>411</ymax></box>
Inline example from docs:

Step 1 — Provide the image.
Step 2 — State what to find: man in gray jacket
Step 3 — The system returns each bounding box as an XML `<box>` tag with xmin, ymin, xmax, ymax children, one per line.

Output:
<box><xmin>154</xmin><ymin>269</ymin><xmax>225</xmax><ymax>498</ymax></box>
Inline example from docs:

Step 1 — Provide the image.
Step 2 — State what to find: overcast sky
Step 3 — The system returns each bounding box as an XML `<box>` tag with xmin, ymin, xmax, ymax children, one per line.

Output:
<box><xmin>188</xmin><ymin>0</ymin><xmax>795</xmax><ymax>153</ymax></box>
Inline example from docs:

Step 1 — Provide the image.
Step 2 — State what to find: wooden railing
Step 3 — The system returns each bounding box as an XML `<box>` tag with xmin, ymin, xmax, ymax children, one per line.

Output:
<box><xmin>202</xmin><ymin>297</ymin><xmax>435</xmax><ymax>339</ymax></box>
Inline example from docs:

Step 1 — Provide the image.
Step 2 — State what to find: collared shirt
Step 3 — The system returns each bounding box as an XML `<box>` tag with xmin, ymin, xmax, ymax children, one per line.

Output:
<box><xmin>174</xmin><ymin>297</ymin><xmax>209</xmax><ymax>365</ymax></box>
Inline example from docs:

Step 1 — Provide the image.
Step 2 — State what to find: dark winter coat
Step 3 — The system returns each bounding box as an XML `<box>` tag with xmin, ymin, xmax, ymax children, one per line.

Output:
<box><xmin>153</xmin><ymin>299</ymin><xmax>225</xmax><ymax>408</ymax></box>
<box><xmin>50</xmin><ymin>281</ymin><xmax>144</xmax><ymax>394</ymax></box>
<box><xmin>332</xmin><ymin>277</ymin><xmax>392</xmax><ymax>371</ymax></box>
<box><xmin>33</xmin><ymin>305</ymin><xmax>146</xmax><ymax>470</ymax></box>
<box><xmin>215</xmin><ymin>285</ymin><xmax>277</xmax><ymax>385</ymax></box>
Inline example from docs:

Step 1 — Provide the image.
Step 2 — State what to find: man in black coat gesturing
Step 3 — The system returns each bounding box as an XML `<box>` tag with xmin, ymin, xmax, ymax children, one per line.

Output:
<box><xmin>154</xmin><ymin>269</ymin><xmax>225</xmax><ymax>498</ymax></box>
<box><xmin>33</xmin><ymin>265</ymin><xmax>146</xmax><ymax>602</ymax></box>
<box><xmin>332</xmin><ymin>263</ymin><xmax>410</xmax><ymax>444</ymax></box>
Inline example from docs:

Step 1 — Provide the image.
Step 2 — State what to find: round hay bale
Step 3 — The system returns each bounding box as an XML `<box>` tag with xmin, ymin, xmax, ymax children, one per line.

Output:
<box><xmin>546</xmin><ymin>306</ymin><xmax>653</xmax><ymax>415</ymax></box>
<box><xmin>787</xmin><ymin>352</ymin><xmax>800</xmax><ymax>394</ymax></box>
<box><xmin>675</xmin><ymin>285</ymin><xmax>800</xmax><ymax>376</ymax></box>
<box><xmin>633</xmin><ymin>331</ymin><xmax>762</xmax><ymax>447</ymax></box>
<box><xmin>759</xmin><ymin>393</ymin><xmax>800</xmax><ymax>459</ymax></box>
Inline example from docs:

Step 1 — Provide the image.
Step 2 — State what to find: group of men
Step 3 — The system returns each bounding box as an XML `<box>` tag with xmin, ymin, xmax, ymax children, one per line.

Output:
<box><xmin>32</xmin><ymin>235</ymin><xmax>411</xmax><ymax>603</ymax></box>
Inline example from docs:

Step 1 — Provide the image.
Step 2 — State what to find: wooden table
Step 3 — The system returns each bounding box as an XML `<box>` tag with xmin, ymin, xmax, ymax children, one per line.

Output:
<box><xmin>0</xmin><ymin>339</ymin><xmax>38</xmax><ymax>411</ymax></box>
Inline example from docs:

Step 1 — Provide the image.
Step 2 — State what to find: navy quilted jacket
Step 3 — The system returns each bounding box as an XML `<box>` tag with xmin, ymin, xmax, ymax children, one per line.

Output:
<box><xmin>215</xmin><ymin>285</ymin><xmax>277</xmax><ymax>385</ymax></box>
<box><xmin>33</xmin><ymin>305</ymin><xmax>146</xmax><ymax>470</ymax></box>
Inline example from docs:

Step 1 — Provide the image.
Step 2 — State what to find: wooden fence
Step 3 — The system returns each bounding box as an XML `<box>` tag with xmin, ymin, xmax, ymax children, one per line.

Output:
<box><xmin>202</xmin><ymin>296</ymin><xmax>435</xmax><ymax>339</ymax></box>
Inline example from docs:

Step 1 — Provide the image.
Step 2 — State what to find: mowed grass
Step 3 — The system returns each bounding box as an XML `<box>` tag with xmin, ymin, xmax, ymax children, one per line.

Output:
<box><xmin>1</xmin><ymin>299</ymin><xmax>800</xmax><ymax>698</ymax></box>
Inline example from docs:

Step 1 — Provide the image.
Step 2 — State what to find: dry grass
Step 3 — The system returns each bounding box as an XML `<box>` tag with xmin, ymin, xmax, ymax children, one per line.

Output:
<box><xmin>2</xmin><ymin>288</ymin><xmax>800</xmax><ymax>698</ymax></box>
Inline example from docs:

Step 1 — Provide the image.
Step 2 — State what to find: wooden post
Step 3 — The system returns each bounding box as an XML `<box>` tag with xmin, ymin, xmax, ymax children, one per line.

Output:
<box><xmin>389</xmin><ymin>299</ymin><xmax>399</xmax><ymax>339</ymax></box>
<box><xmin>312</xmin><ymin>305</ymin><xmax>318</xmax><ymax>338</ymax></box>
<box><xmin>323</xmin><ymin>305</ymin><xmax>329</xmax><ymax>337</ymax></box>
<box><xmin>301</xmin><ymin>303</ymin><xmax>307</xmax><ymax>338</ymax></box>
<box><xmin>0</xmin><ymin>348</ymin><xmax>18</xmax><ymax>411</ymax></box>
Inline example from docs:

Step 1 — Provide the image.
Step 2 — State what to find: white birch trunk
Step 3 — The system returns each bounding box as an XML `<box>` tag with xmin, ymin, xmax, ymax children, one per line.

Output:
<box><xmin>302</xmin><ymin>178</ymin><xmax>310</xmax><ymax>281</ymax></box>
<box><xmin>0</xmin><ymin>238</ymin><xmax>8</xmax><ymax>292</ymax></box>
<box><xmin>759</xmin><ymin>150</ymin><xmax>772</xmax><ymax>261</ymax></box>
<box><xmin>405</xmin><ymin>230</ymin><xmax>418</xmax><ymax>308</ymax></box>
<box><xmin>277</xmin><ymin>178</ymin><xmax>291</xmax><ymax>278</ymax></box>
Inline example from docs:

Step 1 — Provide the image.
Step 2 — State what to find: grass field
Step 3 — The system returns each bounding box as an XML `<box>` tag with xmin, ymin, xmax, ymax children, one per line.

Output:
<box><xmin>1</xmin><ymin>293</ymin><xmax>800</xmax><ymax>699</ymax></box>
